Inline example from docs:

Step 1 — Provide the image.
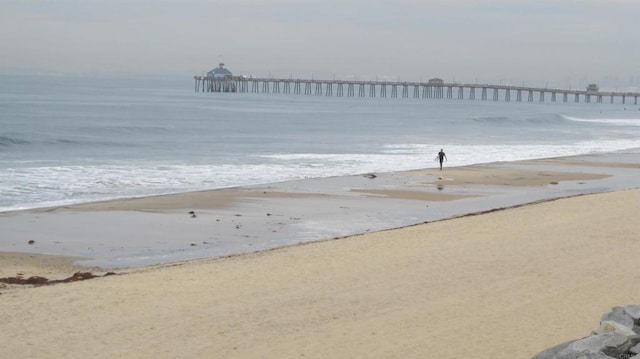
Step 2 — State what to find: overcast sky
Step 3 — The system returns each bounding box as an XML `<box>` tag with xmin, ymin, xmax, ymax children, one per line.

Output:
<box><xmin>1</xmin><ymin>0</ymin><xmax>638</xmax><ymax>87</ymax></box>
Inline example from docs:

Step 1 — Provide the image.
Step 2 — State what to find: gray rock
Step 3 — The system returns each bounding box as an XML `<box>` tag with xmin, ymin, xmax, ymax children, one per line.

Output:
<box><xmin>624</xmin><ymin>305</ymin><xmax>640</xmax><ymax>322</ymax></box>
<box><xmin>594</xmin><ymin>321</ymin><xmax>637</xmax><ymax>336</ymax></box>
<box><xmin>560</xmin><ymin>333</ymin><xmax>615</xmax><ymax>355</ymax></box>
<box><xmin>600</xmin><ymin>332</ymin><xmax>633</xmax><ymax>358</ymax></box>
<box><xmin>602</xmin><ymin>307</ymin><xmax>636</xmax><ymax>329</ymax></box>
<box><xmin>543</xmin><ymin>333</ymin><xmax>634</xmax><ymax>359</ymax></box>
<box><xmin>532</xmin><ymin>339</ymin><xmax>576</xmax><ymax>359</ymax></box>
<box><xmin>574</xmin><ymin>353</ymin><xmax>616</xmax><ymax>359</ymax></box>
<box><xmin>606</xmin><ymin>332</ymin><xmax>631</xmax><ymax>347</ymax></box>
<box><xmin>602</xmin><ymin>334</ymin><xmax>640</xmax><ymax>358</ymax></box>
<box><xmin>533</xmin><ymin>306</ymin><xmax>640</xmax><ymax>359</ymax></box>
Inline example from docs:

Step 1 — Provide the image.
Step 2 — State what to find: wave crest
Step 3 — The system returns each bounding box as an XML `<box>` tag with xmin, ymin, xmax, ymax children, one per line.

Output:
<box><xmin>562</xmin><ymin>115</ymin><xmax>640</xmax><ymax>126</ymax></box>
<box><xmin>0</xmin><ymin>136</ymin><xmax>30</xmax><ymax>147</ymax></box>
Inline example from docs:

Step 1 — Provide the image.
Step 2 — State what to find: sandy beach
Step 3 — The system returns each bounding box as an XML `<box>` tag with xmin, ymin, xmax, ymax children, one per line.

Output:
<box><xmin>1</xmin><ymin>154</ymin><xmax>639</xmax><ymax>358</ymax></box>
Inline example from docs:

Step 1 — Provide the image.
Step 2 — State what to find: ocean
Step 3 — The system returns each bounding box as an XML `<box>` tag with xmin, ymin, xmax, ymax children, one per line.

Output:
<box><xmin>1</xmin><ymin>74</ymin><xmax>639</xmax><ymax>212</ymax></box>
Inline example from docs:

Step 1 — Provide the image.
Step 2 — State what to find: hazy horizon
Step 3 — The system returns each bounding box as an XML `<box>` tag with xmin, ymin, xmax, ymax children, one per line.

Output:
<box><xmin>1</xmin><ymin>0</ymin><xmax>639</xmax><ymax>89</ymax></box>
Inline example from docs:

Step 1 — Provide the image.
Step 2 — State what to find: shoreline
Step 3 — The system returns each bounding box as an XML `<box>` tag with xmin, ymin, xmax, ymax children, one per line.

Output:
<box><xmin>2</xmin><ymin>148</ymin><xmax>639</xmax><ymax>216</ymax></box>
<box><xmin>1</xmin><ymin>150</ymin><xmax>639</xmax><ymax>271</ymax></box>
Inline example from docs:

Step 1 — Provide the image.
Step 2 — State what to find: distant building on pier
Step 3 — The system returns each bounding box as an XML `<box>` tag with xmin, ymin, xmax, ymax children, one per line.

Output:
<box><xmin>428</xmin><ymin>78</ymin><xmax>444</xmax><ymax>85</ymax></box>
<box><xmin>207</xmin><ymin>63</ymin><xmax>233</xmax><ymax>78</ymax></box>
<box><xmin>586</xmin><ymin>83</ymin><xmax>599</xmax><ymax>92</ymax></box>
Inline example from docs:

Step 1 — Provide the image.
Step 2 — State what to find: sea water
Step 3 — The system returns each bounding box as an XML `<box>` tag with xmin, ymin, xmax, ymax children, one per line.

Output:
<box><xmin>1</xmin><ymin>74</ymin><xmax>639</xmax><ymax>212</ymax></box>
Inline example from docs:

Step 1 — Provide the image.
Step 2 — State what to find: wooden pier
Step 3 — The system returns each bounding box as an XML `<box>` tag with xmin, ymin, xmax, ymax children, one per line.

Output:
<box><xmin>194</xmin><ymin>76</ymin><xmax>640</xmax><ymax>105</ymax></box>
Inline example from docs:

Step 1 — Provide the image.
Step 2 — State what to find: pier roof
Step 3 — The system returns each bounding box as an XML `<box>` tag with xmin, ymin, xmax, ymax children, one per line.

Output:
<box><xmin>207</xmin><ymin>63</ymin><xmax>232</xmax><ymax>77</ymax></box>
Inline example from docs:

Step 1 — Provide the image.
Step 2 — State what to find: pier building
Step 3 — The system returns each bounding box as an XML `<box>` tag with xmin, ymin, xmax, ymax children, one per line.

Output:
<box><xmin>207</xmin><ymin>63</ymin><xmax>233</xmax><ymax>78</ymax></box>
<box><xmin>201</xmin><ymin>63</ymin><xmax>236</xmax><ymax>92</ymax></box>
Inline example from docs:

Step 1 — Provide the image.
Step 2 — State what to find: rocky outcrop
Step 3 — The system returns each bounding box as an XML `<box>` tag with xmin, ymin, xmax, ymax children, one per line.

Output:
<box><xmin>533</xmin><ymin>305</ymin><xmax>640</xmax><ymax>359</ymax></box>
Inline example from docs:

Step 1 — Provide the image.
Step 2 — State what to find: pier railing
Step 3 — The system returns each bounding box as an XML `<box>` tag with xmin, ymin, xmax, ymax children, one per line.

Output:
<box><xmin>194</xmin><ymin>76</ymin><xmax>640</xmax><ymax>105</ymax></box>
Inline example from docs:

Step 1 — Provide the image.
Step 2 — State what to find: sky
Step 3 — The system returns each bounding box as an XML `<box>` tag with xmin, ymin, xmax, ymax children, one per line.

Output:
<box><xmin>1</xmin><ymin>0</ymin><xmax>639</xmax><ymax>88</ymax></box>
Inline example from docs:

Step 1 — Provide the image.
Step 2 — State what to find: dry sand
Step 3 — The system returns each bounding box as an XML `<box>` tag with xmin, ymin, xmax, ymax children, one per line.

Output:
<box><xmin>1</xmin><ymin>187</ymin><xmax>639</xmax><ymax>358</ymax></box>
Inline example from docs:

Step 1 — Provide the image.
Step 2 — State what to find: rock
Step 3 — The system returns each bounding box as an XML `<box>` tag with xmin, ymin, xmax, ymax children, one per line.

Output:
<box><xmin>534</xmin><ymin>334</ymin><xmax>616</xmax><ymax>359</ymax></box>
<box><xmin>532</xmin><ymin>339</ymin><xmax>575</xmax><ymax>359</ymax></box>
<box><xmin>594</xmin><ymin>321</ymin><xmax>637</xmax><ymax>336</ymax></box>
<box><xmin>602</xmin><ymin>307</ymin><xmax>636</xmax><ymax>330</ymax></box>
<box><xmin>601</xmin><ymin>333</ymin><xmax>634</xmax><ymax>358</ymax></box>
<box><xmin>560</xmin><ymin>333</ymin><xmax>616</xmax><ymax>357</ymax></box>
<box><xmin>534</xmin><ymin>306</ymin><xmax>640</xmax><ymax>359</ymax></box>
<box><xmin>624</xmin><ymin>305</ymin><xmax>640</xmax><ymax>322</ymax></box>
<box><xmin>574</xmin><ymin>353</ymin><xmax>616</xmax><ymax>359</ymax></box>
<box><xmin>602</xmin><ymin>334</ymin><xmax>640</xmax><ymax>358</ymax></box>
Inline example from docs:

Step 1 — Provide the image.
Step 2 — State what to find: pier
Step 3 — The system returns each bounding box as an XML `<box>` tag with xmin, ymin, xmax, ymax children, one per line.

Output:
<box><xmin>194</xmin><ymin>75</ymin><xmax>640</xmax><ymax>105</ymax></box>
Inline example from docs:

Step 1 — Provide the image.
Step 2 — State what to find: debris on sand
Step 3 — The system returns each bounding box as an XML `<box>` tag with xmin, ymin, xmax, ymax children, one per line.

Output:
<box><xmin>0</xmin><ymin>272</ymin><xmax>116</xmax><ymax>287</ymax></box>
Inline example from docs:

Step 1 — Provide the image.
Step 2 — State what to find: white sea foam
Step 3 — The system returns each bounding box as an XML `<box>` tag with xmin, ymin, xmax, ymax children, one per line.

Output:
<box><xmin>562</xmin><ymin>114</ymin><xmax>640</xmax><ymax>126</ymax></box>
<box><xmin>3</xmin><ymin>139</ymin><xmax>639</xmax><ymax>212</ymax></box>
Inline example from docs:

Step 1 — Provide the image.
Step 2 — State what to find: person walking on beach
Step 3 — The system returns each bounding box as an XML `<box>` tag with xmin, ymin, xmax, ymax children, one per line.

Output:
<box><xmin>437</xmin><ymin>148</ymin><xmax>447</xmax><ymax>170</ymax></box>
